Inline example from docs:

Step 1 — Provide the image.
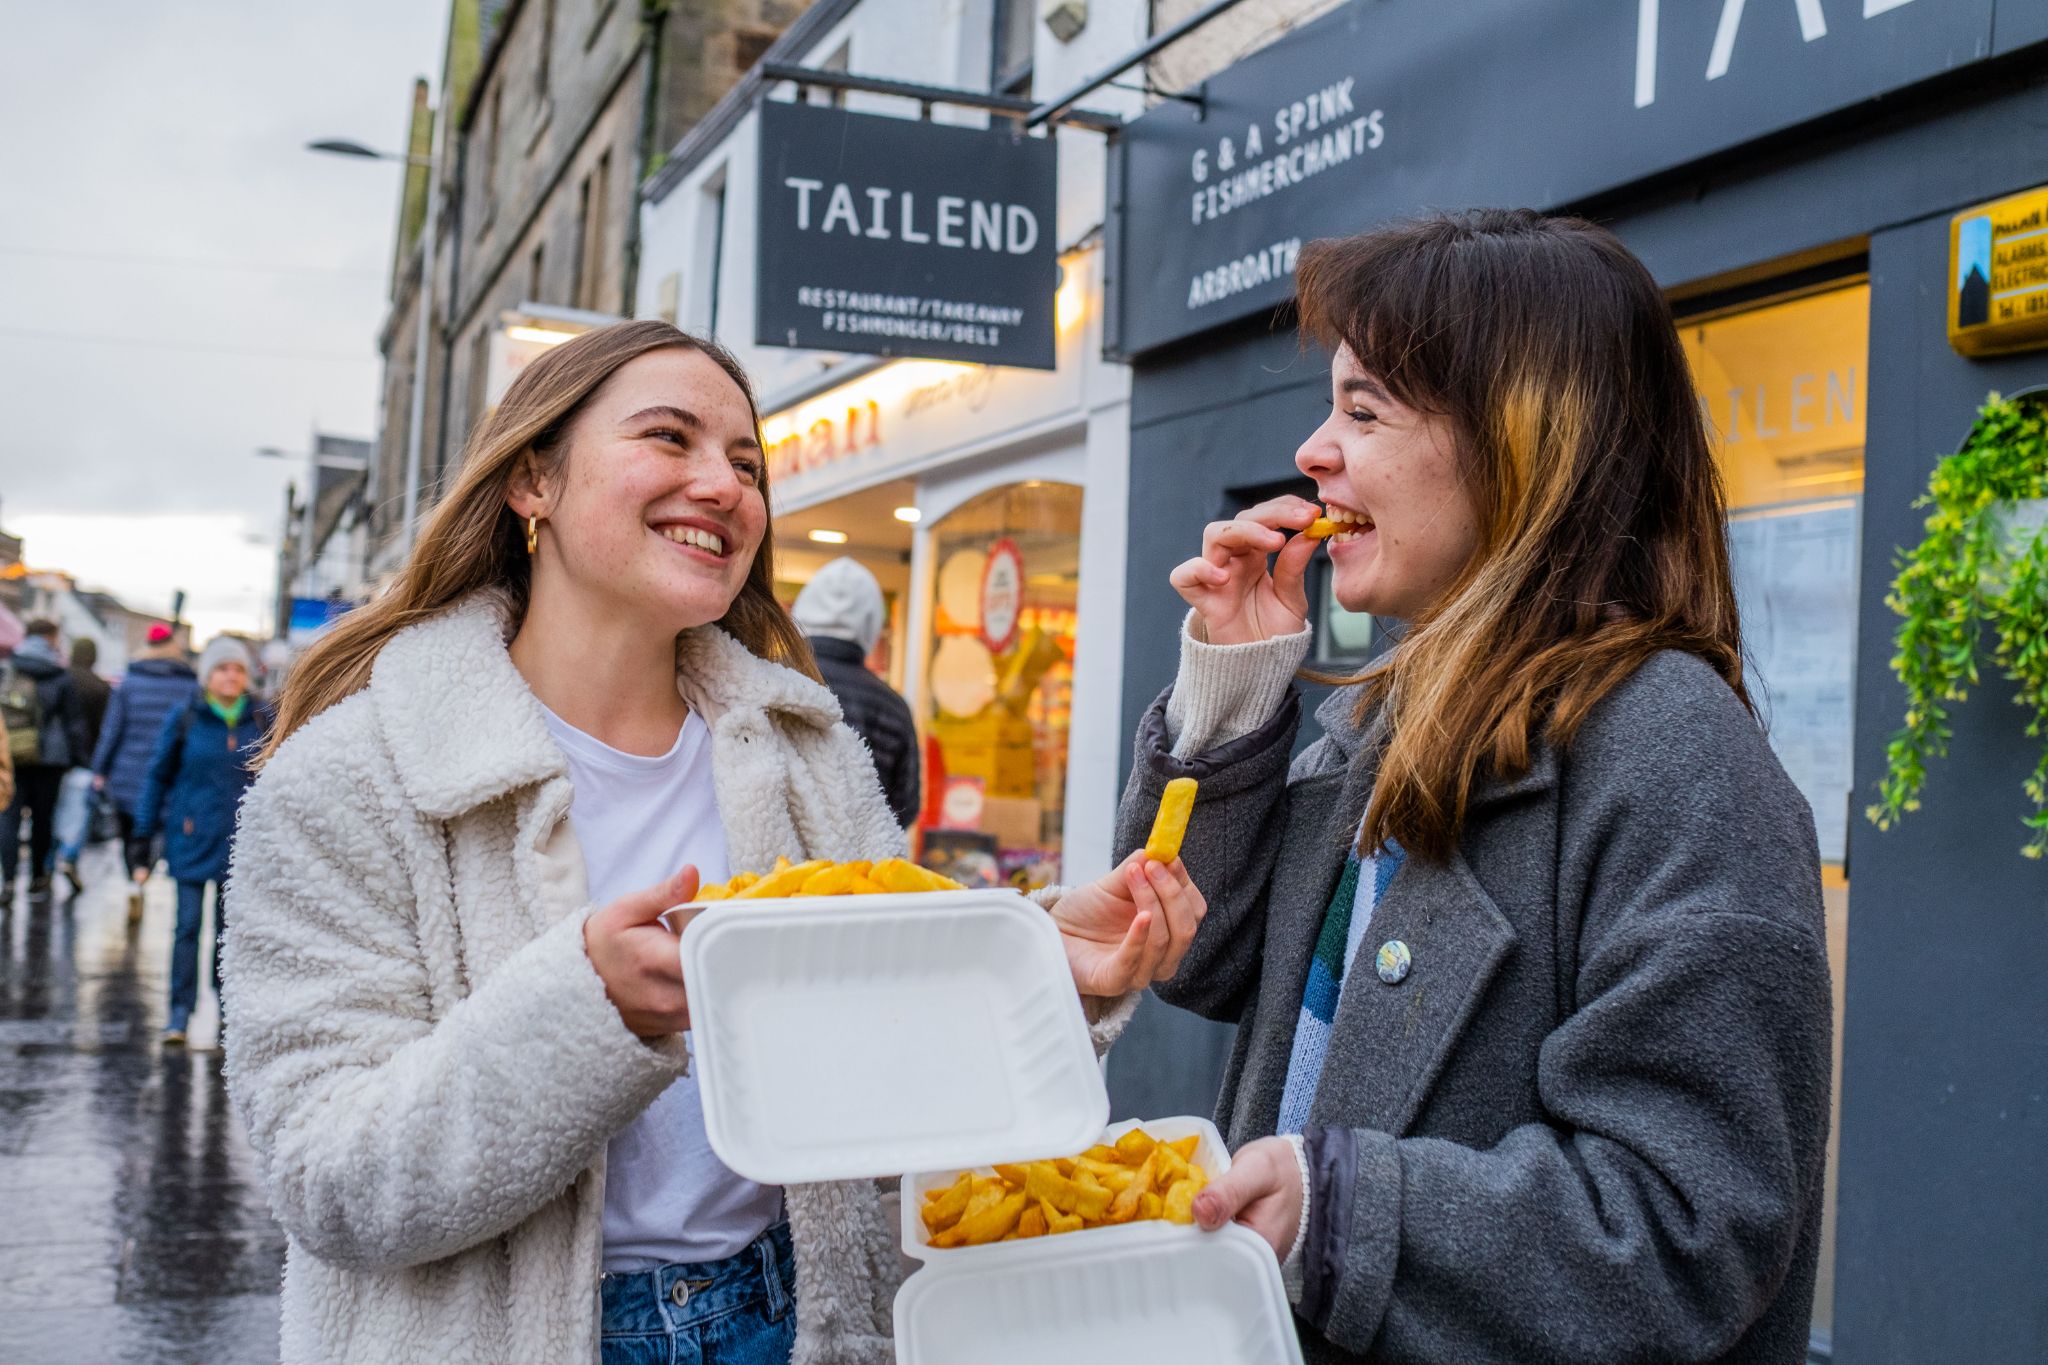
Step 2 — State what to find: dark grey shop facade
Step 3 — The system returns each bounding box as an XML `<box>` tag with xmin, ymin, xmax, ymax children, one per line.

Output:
<box><xmin>1098</xmin><ymin>3</ymin><xmax>2048</xmax><ymax>1360</ymax></box>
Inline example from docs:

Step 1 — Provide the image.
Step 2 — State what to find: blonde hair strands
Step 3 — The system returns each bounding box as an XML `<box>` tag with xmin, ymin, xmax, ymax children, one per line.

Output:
<box><xmin>264</xmin><ymin>320</ymin><xmax>816</xmax><ymax>763</ymax></box>
<box><xmin>1295</xmin><ymin>210</ymin><xmax>1749</xmax><ymax>864</ymax></box>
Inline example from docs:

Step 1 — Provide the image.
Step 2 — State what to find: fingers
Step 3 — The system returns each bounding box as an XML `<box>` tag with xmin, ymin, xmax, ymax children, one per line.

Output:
<box><xmin>1201</xmin><ymin>517</ymin><xmax>1287</xmax><ymax>568</ymax></box>
<box><xmin>1193</xmin><ymin>1158</ymin><xmax>1256</xmax><ymax>1231</ymax></box>
<box><xmin>1148</xmin><ymin>859</ymin><xmax>1206</xmax><ymax>977</ymax></box>
<box><xmin>610</xmin><ymin>865</ymin><xmax>700</xmax><ymax>927</ymax></box>
<box><xmin>1127</xmin><ymin>858</ymin><xmax>1172</xmax><ymax>969</ymax></box>
<box><xmin>1241</xmin><ymin>494</ymin><xmax>1321</xmax><ymax>531</ymax></box>
<box><xmin>1270</xmin><ymin>526</ymin><xmax>1319</xmax><ymax>620</ymax></box>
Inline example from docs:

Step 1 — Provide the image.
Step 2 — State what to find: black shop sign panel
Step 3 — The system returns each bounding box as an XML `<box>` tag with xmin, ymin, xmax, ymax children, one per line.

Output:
<box><xmin>1114</xmin><ymin>0</ymin><xmax>2011</xmax><ymax>356</ymax></box>
<box><xmin>756</xmin><ymin>100</ymin><xmax>1058</xmax><ymax>370</ymax></box>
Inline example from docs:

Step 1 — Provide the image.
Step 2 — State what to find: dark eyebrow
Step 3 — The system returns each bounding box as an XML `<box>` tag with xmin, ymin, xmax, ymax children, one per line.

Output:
<box><xmin>1340</xmin><ymin>375</ymin><xmax>1391</xmax><ymax>404</ymax></box>
<box><xmin>621</xmin><ymin>405</ymin><xmax>701</xmax><ymax>430</ymax></box>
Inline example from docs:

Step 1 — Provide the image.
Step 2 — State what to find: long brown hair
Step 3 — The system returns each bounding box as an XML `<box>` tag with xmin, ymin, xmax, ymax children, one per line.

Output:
<box><xmin>264</xmin><ymin>320</ymin><xmax>814</xmax><ymax>762</ymax></box>
<box><xmin>1296</xmin><ymin>209</ymin><xmax>1748</xmax><ymax>863</ymax></box>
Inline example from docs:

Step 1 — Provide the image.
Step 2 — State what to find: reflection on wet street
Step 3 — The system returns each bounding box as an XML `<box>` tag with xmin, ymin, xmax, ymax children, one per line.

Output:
<box><xmin>0</xmin><ymin>846</ymin><xmax>281</xmax><ymax>1364</ymax></box>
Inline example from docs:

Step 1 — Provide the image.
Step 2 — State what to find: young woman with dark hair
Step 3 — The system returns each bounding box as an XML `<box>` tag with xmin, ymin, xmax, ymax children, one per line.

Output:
<box><xmin>1118</xmin><ymin>210</ymin><xmax>1832</xmax><ymax>1363</ymax></box>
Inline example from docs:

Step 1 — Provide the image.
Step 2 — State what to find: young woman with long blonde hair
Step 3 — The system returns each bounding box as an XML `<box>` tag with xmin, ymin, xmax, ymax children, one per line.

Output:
<box><xmin>1120</xmin><ymin>211</ymin><xmax>1832</xmax><ymax>1363</ymax></box>
<box><xmin>225</xmin><ymin>321</ymin><xmax>1203</xmax><ymax>1365</ymax></box>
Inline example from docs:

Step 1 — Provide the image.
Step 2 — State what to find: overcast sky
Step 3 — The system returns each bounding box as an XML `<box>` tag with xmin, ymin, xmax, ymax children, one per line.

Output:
<box><xmin>0</xmin><ymin>1</ymin><xmax>446</xmax><ymax>643</ymax></box>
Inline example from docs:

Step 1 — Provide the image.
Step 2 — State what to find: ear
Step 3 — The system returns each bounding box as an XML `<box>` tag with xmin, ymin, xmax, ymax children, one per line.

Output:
<box><xmin>504</xmin><ymin>448</ymin><xmax>553</xmax><ymax>520</ymax></box>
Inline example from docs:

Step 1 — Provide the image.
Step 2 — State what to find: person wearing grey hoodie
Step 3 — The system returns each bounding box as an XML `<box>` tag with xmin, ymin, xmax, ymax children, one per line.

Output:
<box><xmin>790</xmin><ymin>558</ymin><xmax>921</xmax><ymax>827</ymax></box>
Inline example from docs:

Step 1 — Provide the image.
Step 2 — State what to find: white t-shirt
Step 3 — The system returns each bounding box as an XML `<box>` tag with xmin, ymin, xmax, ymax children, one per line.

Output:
<box><xmin>539</xmin><ymin>703</ymin><xmax>783</xmax><ymax>1271</ymax></box>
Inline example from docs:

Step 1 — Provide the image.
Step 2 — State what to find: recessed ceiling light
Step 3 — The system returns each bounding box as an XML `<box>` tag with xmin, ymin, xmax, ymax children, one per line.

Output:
<box><xmin>808</xmin><ymin>529</ymin><xmax>849</xmax><ymax>544</ymax></box>
<box><xmin>893</xmin><ymin>506</ymin><xmax>922</xmax><ymax>523</ymax></box>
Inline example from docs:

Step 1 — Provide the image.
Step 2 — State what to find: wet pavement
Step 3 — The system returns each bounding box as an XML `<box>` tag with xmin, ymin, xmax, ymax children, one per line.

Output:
<box><xmin>0</xmin><ymin>843</ymin><xmax>281</xmax><ymax>1364</ymax></box>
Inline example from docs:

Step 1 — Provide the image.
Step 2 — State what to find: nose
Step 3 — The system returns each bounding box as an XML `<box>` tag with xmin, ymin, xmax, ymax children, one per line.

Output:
<box><xmin>1296</xmin><ymin>419</ymin><xmax>1345</xmax><ymax>481</ymax></box>
<box><xmin>682</xmin><ymin>449</ymin><xmax>746</xmax><ymax>510</ymax></box>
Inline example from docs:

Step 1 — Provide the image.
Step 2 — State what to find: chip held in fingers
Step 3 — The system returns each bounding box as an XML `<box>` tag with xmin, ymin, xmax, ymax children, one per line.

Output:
<box><xmin>1302</xmin><ymin>510</ymin><xmax>1341</xmax><ymax>540</ymax></box>
<box><xmin>1144</xmin><ymin>778</ymin><xmax>1199</xmax><ymax>865</ymax></box>
<box><xmin>918</xmin><ymin>1127</ymin><xmax>1211</xmax><ymax>1245</ymax></box>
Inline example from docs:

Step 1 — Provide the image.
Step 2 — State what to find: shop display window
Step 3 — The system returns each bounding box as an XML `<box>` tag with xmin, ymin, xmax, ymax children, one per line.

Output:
<box><xmin>1681</xmin><ymin>279</ymin><xmax>1868</xmax><ymax>1344</ymax></box>
<box><xmin>918</xmin><ymin>482</ymin><xmax>1081</xmax><ymax>890</ymax></box>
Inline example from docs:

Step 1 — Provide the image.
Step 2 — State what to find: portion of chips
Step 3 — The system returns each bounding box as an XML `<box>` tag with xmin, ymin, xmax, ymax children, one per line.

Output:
<box><xmin>690</xmin><ymin>856</ymin><xmax>966</xmax><ymax>902</ymax></box>
<box><xmin>1144</xmin><ymin>778</ymin><xmax>1198</xmax><ymax>865</ymax></box>
<box><xmin>919</xmin><ymin>1127</ymin><xmax>1210</xmax><ymax>1246</ymax></box>
<box><xmin>1302</xmin><ymin>515</ymin><xmax>1341</xmax><ymax>540</ymax></box>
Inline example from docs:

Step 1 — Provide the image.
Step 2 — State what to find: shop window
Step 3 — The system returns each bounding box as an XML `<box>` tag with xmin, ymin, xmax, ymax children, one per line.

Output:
<box><xmin>919</xmin><ymin>482</ymin><xmax>1080</xmax><ymax>890</ymax></box>
<box><xmin>1680</xmin><ymin>279</ymin><xmax>1868</xmax><ymax>1347</ymax></box>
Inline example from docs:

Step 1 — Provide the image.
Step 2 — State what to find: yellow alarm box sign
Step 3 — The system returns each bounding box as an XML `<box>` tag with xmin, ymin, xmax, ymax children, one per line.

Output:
<box><xmin>1950</xmin><ymin>185</ymin><xmax>2048</xmax><ymax>357</ymax></box>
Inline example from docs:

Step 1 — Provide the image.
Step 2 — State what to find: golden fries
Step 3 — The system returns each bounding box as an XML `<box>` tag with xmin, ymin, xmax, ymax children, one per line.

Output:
<box><xmin>688</xmin><ymin>857</ymin><xmax>966</xmax><ymax>903</ymax></box>
<box><xmin>1144</xmin><ymin>778</ymin><xmax>1198</xmax><ymax>865</ymax></box>
<box><xmin>918</xmin><ymin>1126</ymin><xmax>1212</xmax><ymax>1245</ymax></box>
<box><xmin>1302</xmin><ymin>516</ymin><xmax>1340</xmax><ymax>540</ymax></box>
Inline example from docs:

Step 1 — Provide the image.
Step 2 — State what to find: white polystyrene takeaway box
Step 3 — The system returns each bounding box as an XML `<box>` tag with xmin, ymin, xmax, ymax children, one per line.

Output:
<box><xmin>679</xmin><ymin>890</ymin><xmax>1109</xmax><ymax>1184</ymax></box>
<box><xmin>900</xmin><ymin>1115</ymin><xmax>1231</xmax><ymax>1260</ymax></box>
<box><xmin>893</xmin><ymin>1220</ymin><xmax>1305</xmax><ymax>1365</ymax></box>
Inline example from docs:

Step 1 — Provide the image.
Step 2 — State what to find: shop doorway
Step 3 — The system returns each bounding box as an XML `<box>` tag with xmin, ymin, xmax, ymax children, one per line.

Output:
<box><xmin>1679</xmin><ymin>276</ymin><xmax>1869</xmax><ymax>1346</ymax></box>
<box><xmin>773</xmin><ymin>477</ymin><xmax>918</xmax><ymax>690</ymax></box>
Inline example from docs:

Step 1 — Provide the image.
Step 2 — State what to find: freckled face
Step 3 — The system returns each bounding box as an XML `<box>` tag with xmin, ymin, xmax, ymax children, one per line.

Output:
<box><xmin>1295</xmin><ymin>345</ymin><xmax>1481</xmax><ymax>619</ymax></box>
<box><xmin>525</xmin><ymin>347</ymin><xmax>769</xmax><ymax>632</ymax></box>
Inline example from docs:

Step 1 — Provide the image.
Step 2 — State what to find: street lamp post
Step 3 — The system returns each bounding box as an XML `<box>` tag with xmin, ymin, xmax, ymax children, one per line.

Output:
<box><xmin>308</xmin><ymin>137</ymin><xmax>437</xmax><ymax>561</ymax></box>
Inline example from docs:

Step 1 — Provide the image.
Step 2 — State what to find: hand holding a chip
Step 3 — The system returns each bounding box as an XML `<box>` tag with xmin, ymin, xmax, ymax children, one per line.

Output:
<box><xmin>1047</xmin><ymin>847</ymin><xmax>1206</xmax><ymax>999</ymax></box>
<box><xmin>1169</xmin><ymin>493</ymin><xmax>1320</xmax><ymax>645</ymax></box>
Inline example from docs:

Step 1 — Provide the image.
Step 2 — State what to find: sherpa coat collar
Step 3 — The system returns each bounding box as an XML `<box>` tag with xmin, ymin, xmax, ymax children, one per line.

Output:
<box><xmin>370</xmin><ymin>590</ymin><xmax>845</xmax><ymax>820</ymax></box>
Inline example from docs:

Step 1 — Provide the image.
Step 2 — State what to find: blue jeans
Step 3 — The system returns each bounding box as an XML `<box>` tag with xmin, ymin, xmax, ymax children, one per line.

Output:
<box><xmin>600</xmin><ymin>1223</ymin><xmax>796</xmax><ymax>1365</ymax></box>
<box><xmin>169</xmin><ymin>879</ymin><xmax>226</xmax><ymax>1032</ymax></box>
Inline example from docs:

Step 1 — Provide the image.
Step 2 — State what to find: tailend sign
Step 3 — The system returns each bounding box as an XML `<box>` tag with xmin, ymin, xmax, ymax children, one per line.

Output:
<box><xmin>756</xmin><ymin>100</ymin><xmax>1057</xmax><ymax>370</ymax></box>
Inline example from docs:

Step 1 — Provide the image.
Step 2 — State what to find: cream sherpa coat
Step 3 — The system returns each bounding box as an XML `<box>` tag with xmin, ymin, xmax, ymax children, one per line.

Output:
<box><xmin>224</xmin><ymin>593</ymin><xmax>1132</xmax><ymax>1364</ymax></box>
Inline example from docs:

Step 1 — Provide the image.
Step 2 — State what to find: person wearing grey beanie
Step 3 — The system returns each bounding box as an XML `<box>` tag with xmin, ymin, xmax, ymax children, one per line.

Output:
<box><xmin>791</xmin><ymin>559</ymin><xmax>920</xmax><ymax>826</ymax></box>
<box><xmin>132</xmin><ymin>635</ymin><xmax>274</xmax><ymax>1044</ymax></box>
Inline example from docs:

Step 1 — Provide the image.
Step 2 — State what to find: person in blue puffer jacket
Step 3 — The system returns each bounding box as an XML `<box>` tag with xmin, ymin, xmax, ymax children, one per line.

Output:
<box><xmin>90</xmin><ymin>622</ymin><xmax>198</xmax><ymax>921</ymax></box>
<box><xmin>133</xmin><ymin>636</ymin><xmax>272</xmax><ymax>1044</ymax></box>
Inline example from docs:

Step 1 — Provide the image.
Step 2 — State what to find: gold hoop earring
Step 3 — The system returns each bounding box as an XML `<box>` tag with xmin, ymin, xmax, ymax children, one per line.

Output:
<box><xmin>526</xmin><ymin>514</ymin><xmax>540</xmax><ymax>556</ymax></box>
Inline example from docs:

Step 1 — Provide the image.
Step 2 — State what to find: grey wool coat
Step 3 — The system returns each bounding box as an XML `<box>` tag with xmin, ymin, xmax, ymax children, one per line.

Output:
<box><xmin>1115</xmin><ymin>650</ymin><xmax>1833</xmax><ymax>1364</ymax></box>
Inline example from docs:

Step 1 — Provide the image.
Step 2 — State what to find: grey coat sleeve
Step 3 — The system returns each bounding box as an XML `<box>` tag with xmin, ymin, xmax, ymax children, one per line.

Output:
<box><xmin>1297</xmin><ymin>702</ymin><xmax>1834</xmax><ymax>1360</ymax></box>
<box><xmin>1111</xmin><ymin>684</ymin><xmax>1303</xmax><ymax>1023</ymax></box>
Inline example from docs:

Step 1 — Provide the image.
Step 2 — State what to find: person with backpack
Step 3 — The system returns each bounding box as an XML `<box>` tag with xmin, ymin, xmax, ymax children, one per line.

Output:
<box><xmin>90</xmin><ymin>622</ymin><xmax>198</xmax><ymax>921</ymax></box>
<box><xmin>132</xmin><ymin>636</ymin><xmax>273</xmax><ymax>1045</ymax></box>
<box><xmin>0</xmin><ymin>619</ymin><xmax>91</xmax><ymax>900</ymax></box>
<box><xmin>50</xmin><ymin>636</ymin><xmax>111</xmax><ymax>895</ymax></box>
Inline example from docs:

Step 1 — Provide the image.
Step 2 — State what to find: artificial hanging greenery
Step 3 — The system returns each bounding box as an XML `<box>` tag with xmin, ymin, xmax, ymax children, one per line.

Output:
<box><xmin>1870</xmin><ymin>390</ymin><xmax>2048</xmax><ymax>858</ymax></box>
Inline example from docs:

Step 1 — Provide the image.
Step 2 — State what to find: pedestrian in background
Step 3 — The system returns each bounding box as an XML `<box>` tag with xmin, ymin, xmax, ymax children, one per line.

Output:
<box><xmin>0</xmin><ymin>619</ymin><xmax>91</xmax><ymax>901</ymax></box>
<box><xmin>51</xmin><ymin>636</ymin><xmax>111</xmax><ymax>895</ymax></box>
<box><xmin>133</xmin><ymin>636</ymin><xmax>272</xmax><ymax>1045</ymax></box>
<box><xmin>91</xmin><ymin>622</ymin><xmax>198</xmax><ymax>921</ymax></box>
<box><xmin>791</xmin><ymin>557</ymin><xmax>921</xmax><ymax>827</ymax></box>
<box><xmin>0</xmin><ymin>712</ymin><xmax>13</xmax><ymax>812</ymax></box>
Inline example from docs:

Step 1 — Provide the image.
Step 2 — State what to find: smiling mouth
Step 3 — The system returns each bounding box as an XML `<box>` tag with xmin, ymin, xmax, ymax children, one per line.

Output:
<box><xmin>1317</xmin><ymin>504</ymin><xmax>1375</xmax><ymax>544</ymax></box>
<box><xmin>657</xmin><ymin>525</ymin><xmax>726</xmax><ymax>557</ymax></box>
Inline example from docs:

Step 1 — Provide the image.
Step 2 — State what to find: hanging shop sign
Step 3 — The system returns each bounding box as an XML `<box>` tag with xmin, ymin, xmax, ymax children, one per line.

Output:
<box><xmin>756</xmin><ymin>100</ymin><xmax>1058</xmax><ymax>369</ymax></box>
<box><xmin>1949</xmin><ymin>185</ymin><xmax>2048</xmax><ymax>357</ymax></box>
<box><xmin>1113</xmin><ymin>0</ymin><xmax>2008</xmax><ymax>355</ymax></box>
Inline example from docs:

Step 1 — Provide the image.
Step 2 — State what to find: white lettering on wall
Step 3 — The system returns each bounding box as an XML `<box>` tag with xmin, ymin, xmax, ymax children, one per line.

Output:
<box><xmin>1635</xmin><ymin>0</ymin><xmax>1918</xmax><ymax>107</ymax></box>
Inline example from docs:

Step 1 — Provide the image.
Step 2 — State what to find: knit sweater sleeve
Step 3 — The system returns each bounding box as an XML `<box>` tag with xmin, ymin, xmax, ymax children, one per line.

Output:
<box><xmin>1162</xmin><ymin>611</ymin><xmax>1313</xmax><ymax>758</ymax></box>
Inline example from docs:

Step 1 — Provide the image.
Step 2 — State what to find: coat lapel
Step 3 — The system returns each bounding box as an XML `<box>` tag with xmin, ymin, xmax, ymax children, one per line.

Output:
<box><xmin>1286</xmin><ymin>689</ymin><xmax>1552</xmax><ymax>1138</ymax></box>
<box><xmin>1308</xmin><ymin>848</ymin><xmax>1518</xmax><ymax>1136</ymax></box>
